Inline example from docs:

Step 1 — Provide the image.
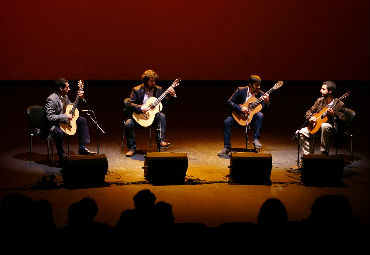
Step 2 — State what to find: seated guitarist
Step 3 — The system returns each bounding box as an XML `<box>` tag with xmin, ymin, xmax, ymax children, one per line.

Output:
<box><xmin>218</xmin><ymin>74</ymin><xmax>270</xmax><ymax>156</ymax></box>
<box><xmin>44</xmin><ymin>78</ymin><xmax>94</xmax><ymax>167</ymax></box>
<box><xmin>123</xmin><ymin>70</ymin><xmax>176</xmax><ymax>157</ymax></box>
<box><xmin>298</xmin><ymin>81</ymin><xmax>346</xmax><ymax>156</ymax></box>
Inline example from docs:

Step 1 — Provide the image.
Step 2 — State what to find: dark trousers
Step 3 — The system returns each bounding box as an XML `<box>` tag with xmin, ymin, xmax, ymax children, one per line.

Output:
<box><xmin>52</xmin><ymin>117</ymin><xmax>90</xmax><ymax>160</ymax></box>
<box><xmin>125</xmin><ymin>112</ymin><xmax>166</xmax><ymax>151</ymax></box>
<box><xmin>223</xmin><ymin>112</ymin><xmax>264</xmax><ymax>149</ymax></box>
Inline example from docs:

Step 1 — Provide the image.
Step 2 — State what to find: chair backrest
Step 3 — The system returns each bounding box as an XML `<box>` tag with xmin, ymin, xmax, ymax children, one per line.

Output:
<box><xmin>26</xmin><ymin>105</ymin><xmax>45</xmax><ymax>129</ymax></box>
<box><xmin>342</xmin><ymin>108</ymin><xmax>356</xmax><ymax>130</ymax></box>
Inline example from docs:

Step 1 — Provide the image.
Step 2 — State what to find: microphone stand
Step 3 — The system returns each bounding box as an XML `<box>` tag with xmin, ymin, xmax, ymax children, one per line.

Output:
<box><xmin>83</xmin><ymin>110</ymin><xmax>105</xmax><ymax>154</ymax></box>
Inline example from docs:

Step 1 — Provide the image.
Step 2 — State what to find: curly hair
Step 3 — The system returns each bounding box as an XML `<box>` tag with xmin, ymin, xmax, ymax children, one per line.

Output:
<box><xmin>141</xmin><ymin>70</ymin><xmax>159</xmax><ymax>83</ymax></box>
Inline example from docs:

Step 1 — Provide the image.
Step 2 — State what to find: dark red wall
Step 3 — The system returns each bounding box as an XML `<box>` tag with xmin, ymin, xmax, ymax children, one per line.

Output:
<box><xmin>0</xmin><ymin>0</ymin><xmax>368</xmax><ymax>80</ymax></box>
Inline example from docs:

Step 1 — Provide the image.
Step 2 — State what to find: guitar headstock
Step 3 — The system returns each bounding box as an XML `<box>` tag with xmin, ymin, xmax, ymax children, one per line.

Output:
<box><xmin>171</xmin><ymin>78</ymin><xmax>182</xmax><ymax>88</ymax></box>
<box><xmin>273</xmin><ymin>81</ymin><xmax>283</xmax><ymax>90</ymax></box>
<box><xmin>78</xmin><ymin>80</ymin><xmax>84</xmax><ymax>91</ymax></box>
<box><xmin>340</xmin><ymin>91</ymin><xmax>350</xmax><ymax>101</ymax></box>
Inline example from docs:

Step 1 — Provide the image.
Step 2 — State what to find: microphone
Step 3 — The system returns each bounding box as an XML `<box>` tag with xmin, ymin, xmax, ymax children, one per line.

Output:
<box><xmin>81</xmin><ymin>109</ymin><xmax>93</xmax><ymax>112</ymax></box>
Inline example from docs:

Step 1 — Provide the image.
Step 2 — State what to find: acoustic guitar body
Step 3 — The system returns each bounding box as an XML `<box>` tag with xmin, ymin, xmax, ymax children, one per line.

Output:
<box><xmin>132</xmin><ymin>97</ymin><xmax>163</xmax><ymax>127</ymax></box>
<box><xmin>307</xmin><ymin>107</ymin><xmax>328</xmax><ymax>135</ymax></box>
<box><xmin>232</xmin><ymin>96</ymin><xmax>263</xmax><ymax>126</ymax></box>
<box><xmin>60</xmin><ymin>105</ymin><xmax>79</xmax><ymax>135</ymax></box>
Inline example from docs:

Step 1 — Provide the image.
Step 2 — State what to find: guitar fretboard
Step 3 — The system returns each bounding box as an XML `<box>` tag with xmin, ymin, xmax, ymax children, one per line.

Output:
<box><xmin>70</xmin><ymin>81</ymin><xmax>84</xmax><ymax>115</ymax></box>
<box><xmin>250</xmin><ymin>87</ymin><xmax>275</xmax><ymax>109</ymax></box>
<box><xmin>320</xmin><ymin>92</ymin><xmax>348</xmax><ymax>119</ymax></box>
<box><xmin>152</xmin><ymin>87</ymin><xmax>171</xmax><ymax>107</ymax></box>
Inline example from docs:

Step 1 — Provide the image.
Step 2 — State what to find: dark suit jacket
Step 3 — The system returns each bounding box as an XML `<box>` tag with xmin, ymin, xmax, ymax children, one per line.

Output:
<box><xmin>305</xmin><ymin>97</ymin><xmax>347</xmax><ymax>130</ymax></box>
<box><xmin>228</xmin><ymin>86</ymin><xmax>269</xmax><ymax>114</ymax></box>
<box><xmin>124</xmin><ymin>84</ymin><xmax>173</xmax><ymax>115</ymax></box>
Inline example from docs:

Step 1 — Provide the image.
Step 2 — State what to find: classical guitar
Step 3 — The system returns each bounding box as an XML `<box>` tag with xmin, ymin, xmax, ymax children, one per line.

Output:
<box><xmin>133</xmin><ymin>78</ymin><xmax>181</xmax><ymax>127</ymax></box>
<box><xmin>60</xmin><ymin>80</ymin><xmax>84</xmax><ymax>135</ymax></box>
<box><xmin>307</xmin><ymin>91</ymin><xmax>350</xmax><ymax>135</ymax></box>
<box><xmin>232</xmin><ymin>81</ymin><xmax>283</xmax><ymax>126</ymax></box>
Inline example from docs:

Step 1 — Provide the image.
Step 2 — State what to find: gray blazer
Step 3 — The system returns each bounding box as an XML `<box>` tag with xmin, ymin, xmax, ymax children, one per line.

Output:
<box><xmin>44</xmin><ymin>93</ymin><xmax>71</xmax><ymax>132</ymax></box>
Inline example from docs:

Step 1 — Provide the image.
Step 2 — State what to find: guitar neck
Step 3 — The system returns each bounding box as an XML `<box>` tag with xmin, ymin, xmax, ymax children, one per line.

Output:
<box><xmin>322</xmin><ymin>97</ymin><xmax>342</xmax><ymax>117</ymax></box>
<box><xmin>152</xmin><ymin>87</ymin><xmax>171</xmax><ymax>107</ymax></box>
<box><xmin>71</xmin><ymin>97</ymin><xmax>79</xmax><ymax>114</ymax></box>
<box><xmin>70</xmin><ymin>87</ymin><xmax>83</xmax><ymax>114</ymax></box>
<box><xmin>250</xmin><ymin>88</ymin><xmax>274</xmax><ymax>109</ymax></box>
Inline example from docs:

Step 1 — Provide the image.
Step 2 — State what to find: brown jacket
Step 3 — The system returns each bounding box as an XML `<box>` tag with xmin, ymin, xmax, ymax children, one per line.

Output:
<box><xmin>305</xmin><ymin>97</ymin><xmax>347</xmax><ymax>131</ymax></box>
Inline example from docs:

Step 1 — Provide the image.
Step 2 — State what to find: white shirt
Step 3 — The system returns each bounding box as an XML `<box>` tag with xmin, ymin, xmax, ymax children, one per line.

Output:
<box><xmin>143</xmin><ymin>89</ymin><xmax>154</xmax><ymax>104</ymax></box>
<box><xmin>245</xmin><ymin>87</ymin><xmax>252</xmax><ymax>103</ymax></box>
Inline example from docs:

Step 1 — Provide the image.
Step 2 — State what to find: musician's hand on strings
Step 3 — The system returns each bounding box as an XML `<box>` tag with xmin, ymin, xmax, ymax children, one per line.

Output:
<box><xmin>168</xmin><ymin>87</ymin><xmax>176</xmax><ymax>97</ymax></box>
<box><xmin>309</xmin><ymin>116</ymin><xmax>317</xmax><ymax>123</ymax></box>
<box><xmin>262</xmin><ymin>95</ymin><xmax>270</xmax><ymax>104</ymax></box>
<box><xmin>141</xmin><ymin>105</ymin><xmax>150</xmax><ymax>114</ymax></box>
<box><xmin>241</xmin><ymin>107</ymin><xmax>250</xmax><ymax>115</ymax></box>
<box><xmin>327</xmin><ymin>108</ymin><xmax>335</xmax><ymax>117</ymax></box>
<box><xmin>77</xmin><ymin>90</ymin><xmax>84</xmax><ymax>99</ymax></box>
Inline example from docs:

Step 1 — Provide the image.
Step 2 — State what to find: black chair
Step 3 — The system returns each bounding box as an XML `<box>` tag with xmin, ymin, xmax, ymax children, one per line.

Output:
<box><xmin>27</xmin><ymin>105</ymin><xmax>69</xmax><ymax>163</ymax></box>
<box><xmin>121</xmin><ymin>102</ymin><xmax>160</xmax><ymax>152</ymax></box>
<box><xmin>334</xmin><ymin>108</ymin><xmax>355</xmax><ymax>159</ymax></box>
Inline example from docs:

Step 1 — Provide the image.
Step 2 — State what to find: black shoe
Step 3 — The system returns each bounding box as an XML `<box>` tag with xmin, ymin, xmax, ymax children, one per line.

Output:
<box><xmin>78</xmin><ymin>147</ymin><xmax>96</xmax><ymax>155</ymax></box>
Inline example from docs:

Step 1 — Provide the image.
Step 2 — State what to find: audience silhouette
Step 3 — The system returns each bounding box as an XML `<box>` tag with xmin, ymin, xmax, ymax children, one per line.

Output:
<box><xmin>0</xmin><ymin>191</ymin><xmax>367</xmax><ymax>249</ymax></box>
<box><xmin>32</xmin><ymin>199</ymin><xmax>58</xmax><ymax>236</ymax></box>
<box><xmin>62</xmin><ymin>196</ymin><xmax>113</xmax><ymax>248</ymax></box>
<box><xmin>116</xmin><ymin>189</ymin><xmax>157</xmax><ymax>233</ymax></box>
<box><xmin>257</xmin><ymin>197</ymin><xmax>288</xmax><ymax>227</ymax></box>
<box><xmin>0</xmin><ymin>193</ymin><xmax>34</xmax><ymax>237</ymax></box>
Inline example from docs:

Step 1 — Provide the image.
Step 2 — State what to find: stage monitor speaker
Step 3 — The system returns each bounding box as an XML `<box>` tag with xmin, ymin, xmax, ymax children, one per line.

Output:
<box><xmin>144</xmin><ymin>152</ymin><xmax>188</xmax><ymax>185</ymax></box>
<box><xmin>229</xmin><ymin>152</ymin><xmax>272</xmax><ymax>184</ymax></box>
<box><xmin>302</xmin><ymin>154</ymin><xmax>344</xmax><ymax>185</ymax></box>
<box><xmin>62</xmin><ymin>154</ymin><xmax>108</xmax><ymax>187</ymax></box>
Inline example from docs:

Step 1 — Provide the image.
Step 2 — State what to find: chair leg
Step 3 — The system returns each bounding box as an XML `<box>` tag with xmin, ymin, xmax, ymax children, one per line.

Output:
<box><xmin>350</xmin><ymin>135</ymin><xmax>353</xmax><ymax>161</ymax></box>
<box><xmin>312</xmin><ymin>138</ymin><xmax>315</xmax><ymax>154</ymax></box>
<box><xmin>51</xmin><ymin>140</ymin><xmax>54</xmax><ymax>163</ymax></box>
<box><xmin>149</xmin><ymin>128</ymin><xmax>152</xmax><ymax>148</ymax></box>
<box><xmin>47</xmin><ymin>139</ymin><xmax>50</xmax><ymax>161</ymax></box>
<box><xmin>30</xmin><ymin>134</ymin><xmax>33</xmax><ymax>161</ymax></box>
<box><xmin>156</xmin><ymin>122</ymin><xmax>161</xmax><ymax>152</ymax></box>
<box><xmin>245</xmin><ymin>135</ymin><xmax>248</xmax><ymax>151</ymax></box>
<box><xmin>297</xmin><ymin>133</ymin><xmax>300</xmax><ymax>167</ymax></box>
<box><xmin>67</xmin><ymin>135</ymin><xmax>70</xmax><ymax>157</ymax></box>
<box><xmin>121</xmin><ymin>129</ymin><xmax>124</xmax><ymax>150</ymax></box>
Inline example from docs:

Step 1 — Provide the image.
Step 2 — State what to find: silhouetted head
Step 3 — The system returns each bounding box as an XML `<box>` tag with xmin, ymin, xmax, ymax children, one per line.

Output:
<box><xmin>133</xmin><ymin>189</ymin><xmax>156</xmax><ymax>210</ymax></box>
<box><xmin>309</xmin><ymin>194</ymin><xmax>352</xmax><ymax>225</ymax></box>
<box><xmin>0</xmin><ymin>193</ymin><xmax>34</xmax><ymax>231</ymax></box>
<box><xmin>257</xmin><ymin>198</ymin><xmax>288</xmax><ymax>226</ymax></box>
<box><xmin>32</xmin><ymin>199</ymin><xmax>55</xmax><ymax>230</ymax></box>
<box><xmin>68</xmin><ymin>197</ymin><xmax>98</xmax><ymax>225</ymax></box>
<box><xmin>155</xmin><ymin>201</ymin><xmax>175</xmax><ymax>225</ymax></box>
